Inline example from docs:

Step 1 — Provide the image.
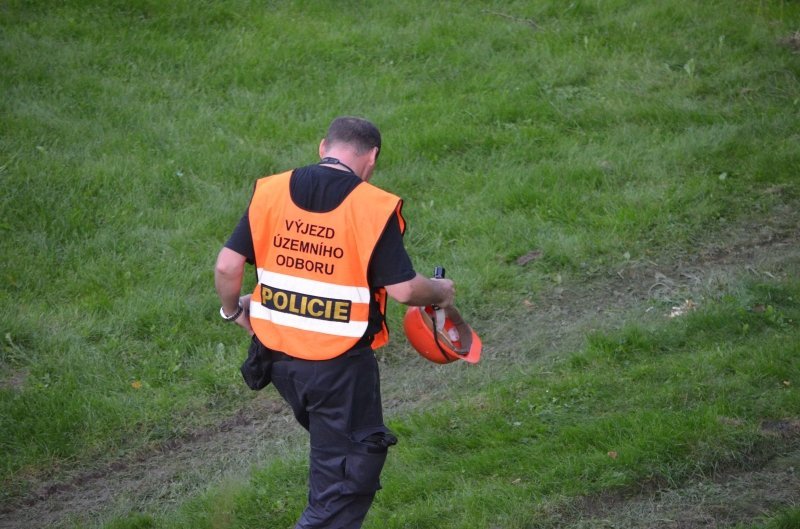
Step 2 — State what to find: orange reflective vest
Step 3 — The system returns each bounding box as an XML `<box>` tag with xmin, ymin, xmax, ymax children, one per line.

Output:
<box><xmin>248</xmin><ymin>171</ymin><xmax>406</xmax><ymax>360</ymax></box>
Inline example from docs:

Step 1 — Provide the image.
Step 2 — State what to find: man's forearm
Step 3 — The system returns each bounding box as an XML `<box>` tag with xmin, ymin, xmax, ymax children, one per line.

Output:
<box><xmin>215</xmin><ymin>273</ymin><xmax>243</xmax><ymax>315</ymax></box>
<box><xmin>385</xmin><ymin>273</ymin><xmax>455</xmax><ymax>308</ymax></box>
<box><xmin>215</xmin><ymin>247</ymin><xmax>247</xmax><ymax>314</ymax></box>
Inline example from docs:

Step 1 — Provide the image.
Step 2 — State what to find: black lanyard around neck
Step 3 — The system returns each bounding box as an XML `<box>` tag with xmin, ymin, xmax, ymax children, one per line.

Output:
<box><xmin>319</xmin><ymin>157</ymin><xmax>356</xmax><ymax>175</ymax></box>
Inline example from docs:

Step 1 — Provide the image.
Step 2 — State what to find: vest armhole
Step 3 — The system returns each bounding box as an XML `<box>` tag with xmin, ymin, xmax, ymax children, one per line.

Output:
<box><xmin>395</xmin><ymin>199</ymin><xmax>406</xmax><ymax>235</ymax></box>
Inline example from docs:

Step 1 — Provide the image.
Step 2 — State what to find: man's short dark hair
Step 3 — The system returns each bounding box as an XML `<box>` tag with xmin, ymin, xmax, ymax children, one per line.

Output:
<box><xmin>325</xmin><ymin>117</ymin><xmax>381</xmax><ymax>158</ymax></box>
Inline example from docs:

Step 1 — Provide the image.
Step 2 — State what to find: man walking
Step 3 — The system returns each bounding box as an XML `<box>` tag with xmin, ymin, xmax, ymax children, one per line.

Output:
<box><xmin>214</xmin><ymin>116</ymin><xmax>455</xmax><ymax>528</ymax></box>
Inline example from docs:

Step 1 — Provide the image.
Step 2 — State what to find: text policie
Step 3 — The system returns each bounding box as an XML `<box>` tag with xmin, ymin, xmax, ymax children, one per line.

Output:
<box><xmin>260</xmin><ymin>284</ymin><xmax>352</xmax><ymax>323</ymax></box>
<box><xmin>274</xmin><ymin>219</ymin><xmax>343</xmax><ymax>276</ymax></box>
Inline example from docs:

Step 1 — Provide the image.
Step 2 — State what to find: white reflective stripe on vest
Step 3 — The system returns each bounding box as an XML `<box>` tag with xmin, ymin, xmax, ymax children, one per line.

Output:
<box><xmin>250</xmin><ymin>269</ymin><xmax>370</xmax><ymax>337</ymax></box>
<box><xmin>256</xmin><ymin>270</ymin><xmax>371</xmax><ymax>303</ymax></box>
<box><xmin>249</xmin><ymin>302</ymin><xmax>369</xmax><ymax>336</ymax></box>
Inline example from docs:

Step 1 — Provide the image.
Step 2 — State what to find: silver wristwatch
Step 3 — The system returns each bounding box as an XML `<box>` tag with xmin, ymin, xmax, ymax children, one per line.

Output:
<box><xmin>220</xmin><ymin>301</ymin><xmax>244</xmax><ymax>321</ymax></box>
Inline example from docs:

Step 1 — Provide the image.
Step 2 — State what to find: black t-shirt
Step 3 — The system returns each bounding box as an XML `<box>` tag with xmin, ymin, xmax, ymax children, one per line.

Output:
<box><xmin>225</xmin><ymin>164</ymin><xmax>416</xmax><ymax>348</ymax></box>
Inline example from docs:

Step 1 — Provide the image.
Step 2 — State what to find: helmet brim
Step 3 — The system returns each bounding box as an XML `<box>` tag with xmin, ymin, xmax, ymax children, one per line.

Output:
<box><xmin>403</xmin><ymin>306</ymin><xmax>482</xmax><ymax>364</ymax></box>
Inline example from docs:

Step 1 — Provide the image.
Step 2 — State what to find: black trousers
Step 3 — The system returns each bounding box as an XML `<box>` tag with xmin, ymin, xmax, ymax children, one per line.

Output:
<box><xmin>270</xmin><ymin>345</ymin><xmax>397</xmax><ymax>529</ymax></box>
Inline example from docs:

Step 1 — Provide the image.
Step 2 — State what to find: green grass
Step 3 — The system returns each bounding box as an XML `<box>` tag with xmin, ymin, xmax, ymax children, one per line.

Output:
<box><xmin>1</xmin><ymin>0</ymin><xmax>799</xmax><ymax>526</ymax></box>
<box><xmin>735</xmin><ymin>507</ymin><xmax>800</xmax><ymax>529</ymax></box>
<box><xmin>757</xmin><ymin>508</ymin><xmax>800</xmax><ymax>529</ymax></box>
<box><xmin>90</xmin><ymin>277</ymin><xmax>800</xmax><ymax>529</ymax></box>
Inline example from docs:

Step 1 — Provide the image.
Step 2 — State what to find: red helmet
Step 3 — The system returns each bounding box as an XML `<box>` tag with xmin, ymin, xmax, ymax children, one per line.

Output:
<box><xmin>403</xmin><ymin>305</ymin><xmax>481</xmax><ymax>364</ymax></box>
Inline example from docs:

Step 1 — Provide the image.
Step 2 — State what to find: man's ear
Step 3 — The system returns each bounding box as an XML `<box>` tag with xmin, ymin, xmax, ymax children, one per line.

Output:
<box><xmin>362</xmin><ymin>148</ymin><xmax>379</xmax><ymax>181</ymax></box>
<box><xmin>318</xmin><ymin>139</ymin><xmax>327</xmax><ymax>158</ymax></box>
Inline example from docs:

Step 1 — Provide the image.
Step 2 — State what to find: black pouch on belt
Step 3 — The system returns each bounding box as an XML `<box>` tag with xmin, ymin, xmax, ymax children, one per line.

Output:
<box><xmin>240</xmin><ymin>336</ymin><xmax>273</xmax><ymax>390</ymax></box>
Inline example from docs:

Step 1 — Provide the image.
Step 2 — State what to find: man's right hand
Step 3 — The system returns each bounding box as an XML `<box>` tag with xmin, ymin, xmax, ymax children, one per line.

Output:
<box><xmin>385</xmin><ymin>273</ymin><xmax>456</xmax><ymax>309</ymax></box>
<box><xmin>431</xmin><ymin>277</ymin><xmax>455</xmax><ymax>309</ymax></box>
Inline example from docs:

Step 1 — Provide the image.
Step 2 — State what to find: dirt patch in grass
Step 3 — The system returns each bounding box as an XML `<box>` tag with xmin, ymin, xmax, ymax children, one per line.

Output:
<box><xmin>550</xmin><ymin>431</ymin><xmax>800</xmax><ymax>529</ymax></box>
<box><xmin>0</xmin><ymin>398</ymin><xmax>305</xmax><ymax>529</ymax></box>
<box><xmin>1</xmin><ymin>206</ymin><xmax>798</xmax><ymax>529</ymax></box>
<box><xmin>0</xmin><ymin>369</ymin><xmax>27</xmax><ymax>393</ymax></box>
<box><xmin>780</xmin><ymin>31</ymin><xmax>800</xmax><ymax>53</ymax></box>
<box><xmin>555</xmin><ymin>449</ymin><xmax>800</xmax><ymax>529</ymax></box>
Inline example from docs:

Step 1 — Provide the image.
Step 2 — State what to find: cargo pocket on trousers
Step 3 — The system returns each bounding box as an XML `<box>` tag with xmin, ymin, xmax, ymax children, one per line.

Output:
<box><xmin>342</xmin><ymin>428</ymin><xmax>398</xmax><ymax>495</ymax></box>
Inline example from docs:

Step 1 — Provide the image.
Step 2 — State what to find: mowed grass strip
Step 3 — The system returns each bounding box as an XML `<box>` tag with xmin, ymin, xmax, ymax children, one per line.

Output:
<box><xmin>1</xmin><ymin>0</ymin><xmax>798</xmax><ymax>519</ymax></box>
<box><xmin>100</xmin><ymin>278</ymin><xmax>800</xmax><ymax>529</ymax></box>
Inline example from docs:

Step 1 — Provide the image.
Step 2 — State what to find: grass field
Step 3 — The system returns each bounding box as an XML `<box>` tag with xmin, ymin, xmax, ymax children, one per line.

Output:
<box><xmin>1</xmin><ymin>1</ymin><xmax>799</xmax><ymax>528</ymax></box>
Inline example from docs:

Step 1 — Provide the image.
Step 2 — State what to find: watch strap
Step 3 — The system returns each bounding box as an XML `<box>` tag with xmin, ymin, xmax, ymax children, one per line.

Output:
<box><xmin>220</xmin><ymin>301</ymin><xmax>244</xmax><ymax>321</ymax></box>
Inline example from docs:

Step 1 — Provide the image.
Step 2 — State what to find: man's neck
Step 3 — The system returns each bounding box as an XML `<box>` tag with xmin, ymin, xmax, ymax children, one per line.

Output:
<box><xmin>320</xmin><ymin>151</ymin><xmax>364</xmax><ymax>179</ymax></box>
<box><xmin>319</xmin><ymin>156</ymin><xmax>356</xmax><ymax>175</ymax></box>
